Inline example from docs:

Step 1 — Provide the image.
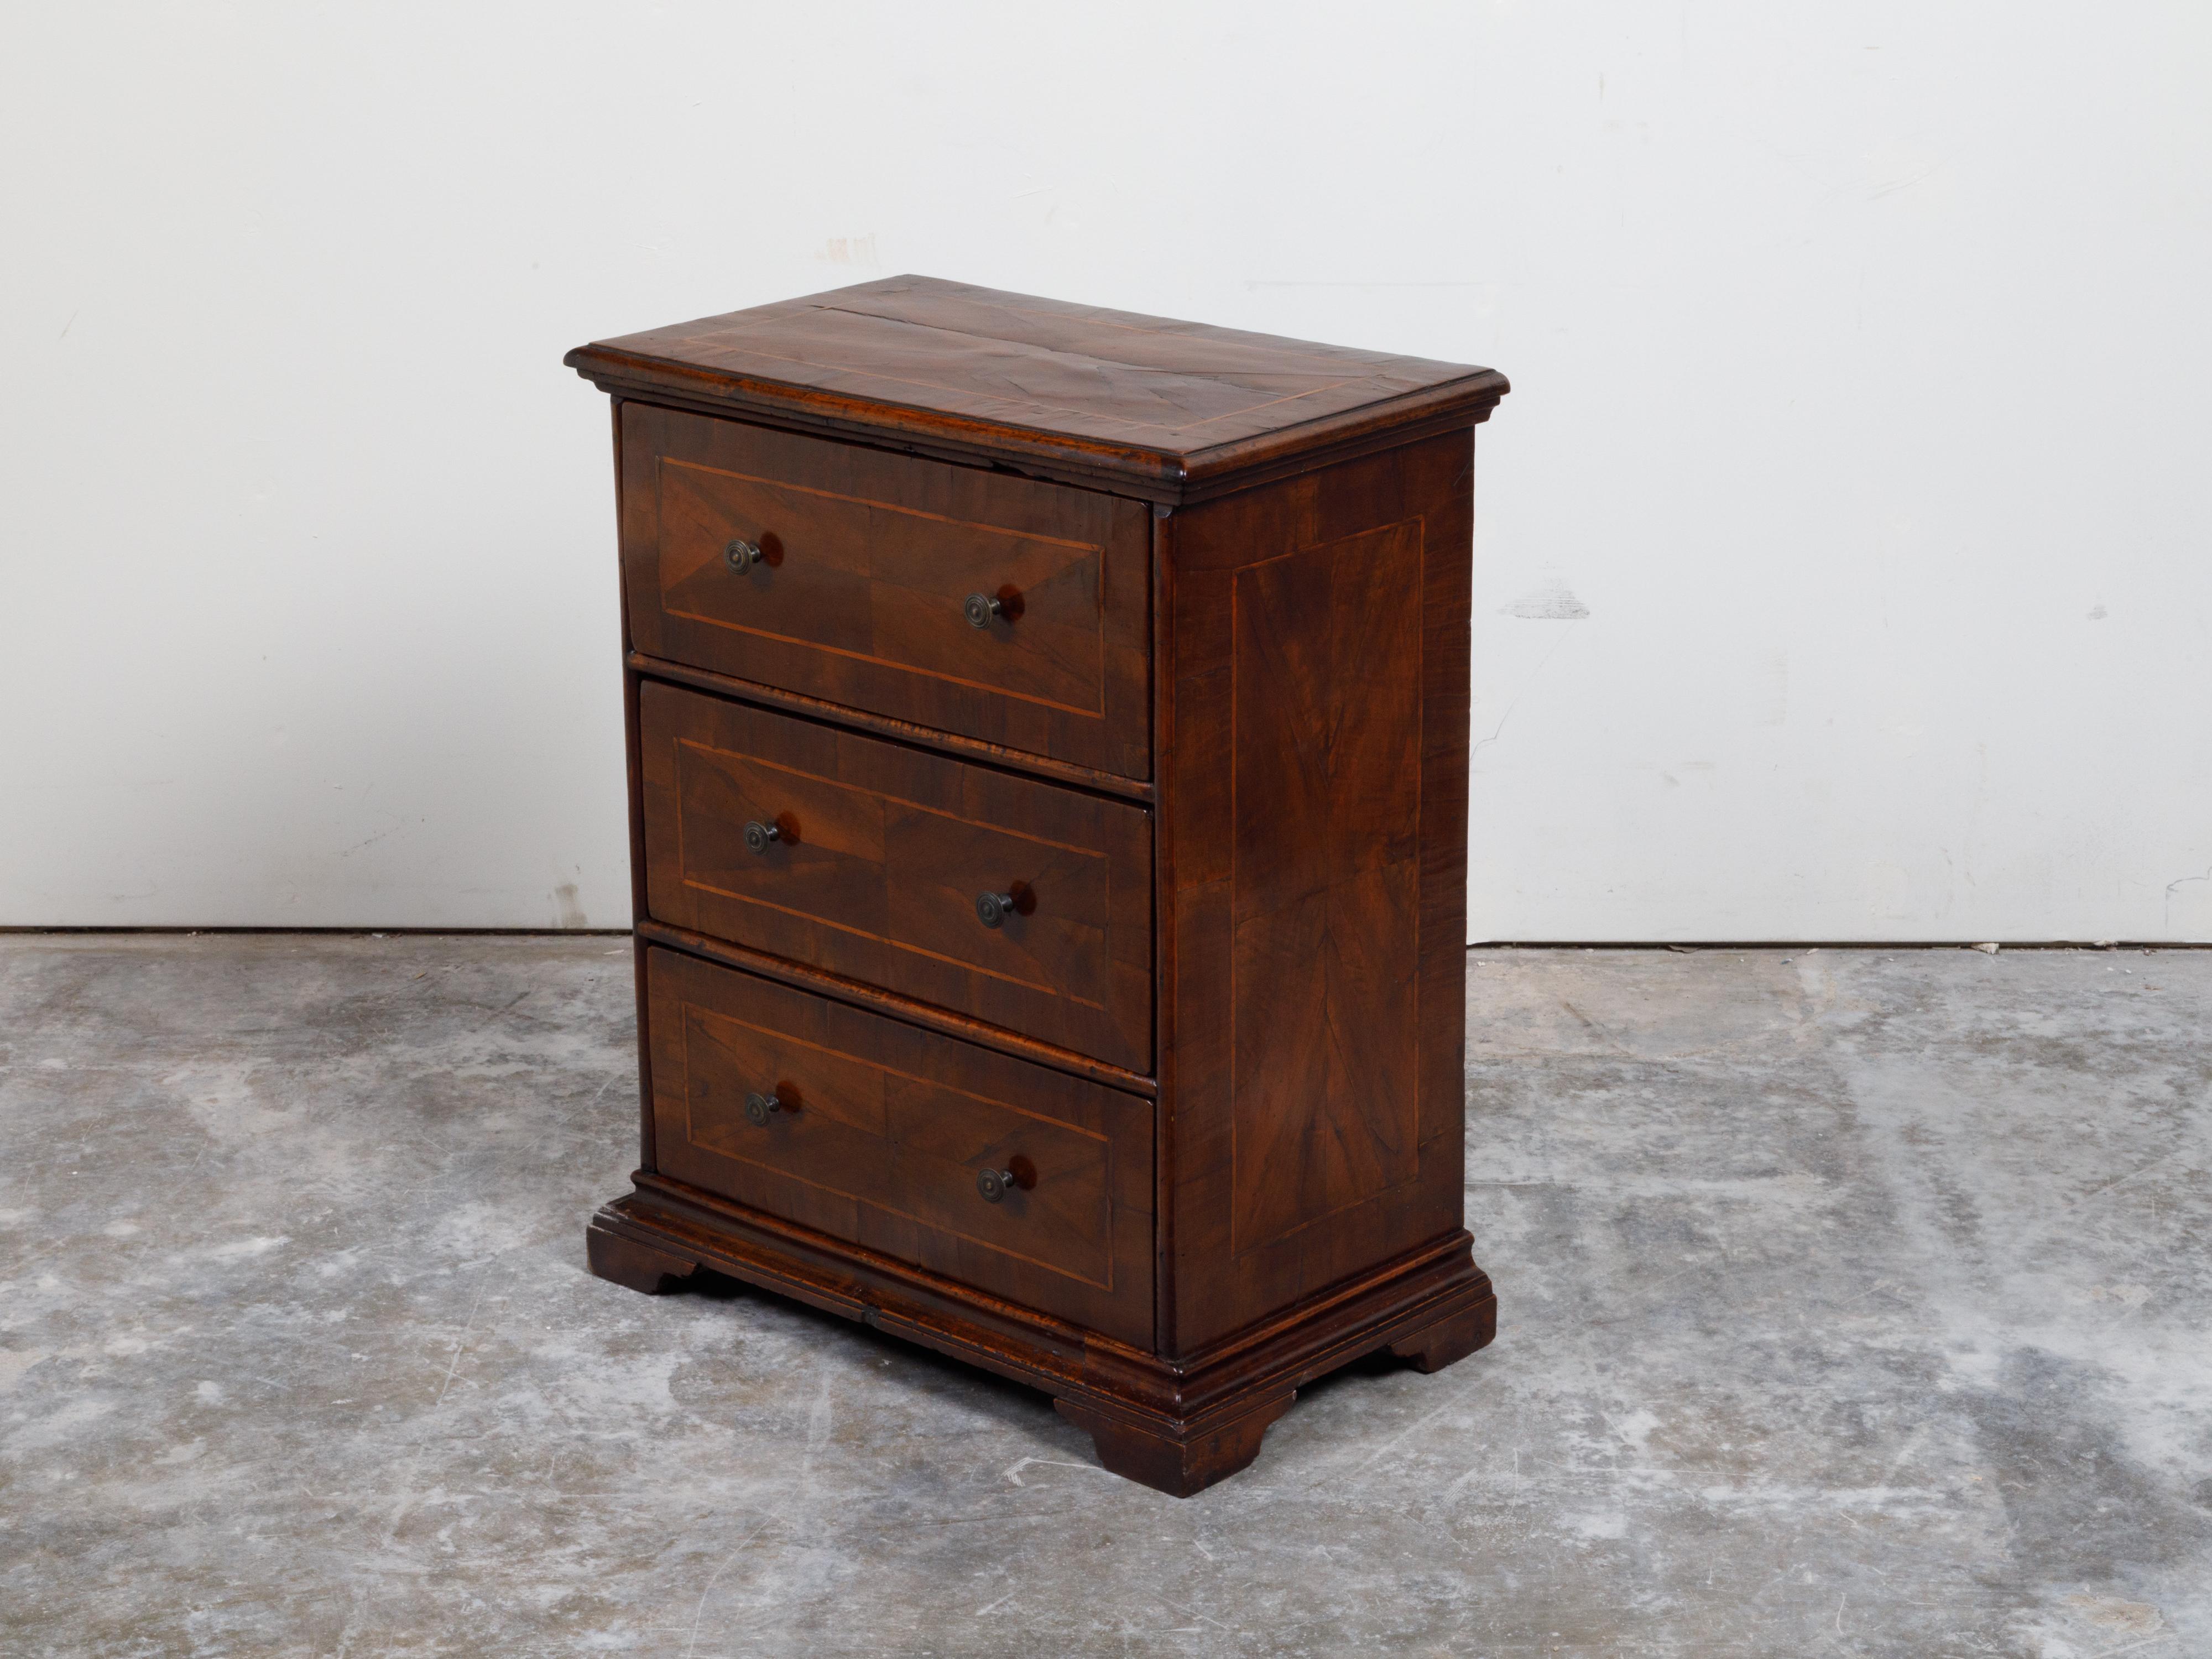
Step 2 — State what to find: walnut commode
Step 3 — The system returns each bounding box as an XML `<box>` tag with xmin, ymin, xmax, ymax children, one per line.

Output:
<box><xmin>566</xmin><ymin>277</ymin><xmax>1509</xmax><ymax>1495</ymax></box>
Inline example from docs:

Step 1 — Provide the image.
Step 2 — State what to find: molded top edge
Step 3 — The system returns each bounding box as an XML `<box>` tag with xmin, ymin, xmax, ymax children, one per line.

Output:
<box><xmin>565</xmin><ymin>275</ymin><xmax>1507</xmax><ymax>502</ymax></box>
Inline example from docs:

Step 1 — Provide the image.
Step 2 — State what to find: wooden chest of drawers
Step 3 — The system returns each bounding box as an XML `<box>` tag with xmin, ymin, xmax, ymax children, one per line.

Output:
<box><xmin>568</xmin><ymin>276</ymin><xmax>1508</xmax><ymax>1495</ymax></box>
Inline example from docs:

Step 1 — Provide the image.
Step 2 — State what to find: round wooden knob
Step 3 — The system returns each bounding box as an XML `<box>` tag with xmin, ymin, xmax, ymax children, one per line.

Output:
<box><xmin>744</xmin><ymin>1091</ymin><xmax>784</xmax><ymax>1126</ymax></box>
<box><xmin>975</xmin><ymin>1167</ymin><xmax>1017</xmax><ymax>1203</ymax></box>
<box><xmin>725</xmin><ymin>539</ymin><xmax>764</xmax><ymax>572</ymax></box>
<box><xmin>743</xmin><ymin>820</ymin><xmax>781</xmax><ymax>854</ymax></box>
<box><xmin>963</xmin><ymin>592</ymin><xmax>1005</xmax><ymax>628</ymax></box>
<box><xmin>975</xmin><ymin>891</ymin><xmax>1016</xmax><ymax>928</ymax></box>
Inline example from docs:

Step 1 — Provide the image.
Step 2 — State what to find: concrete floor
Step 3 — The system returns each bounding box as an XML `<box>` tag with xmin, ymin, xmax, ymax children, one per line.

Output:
<box><xmin>1</xmin><ymin>937</ymin><xmax>2206</xmax><ymax>1658</ymax></box>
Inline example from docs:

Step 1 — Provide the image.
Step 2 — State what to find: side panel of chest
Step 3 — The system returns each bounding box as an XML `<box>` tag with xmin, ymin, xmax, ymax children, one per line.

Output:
<box><xmin>1159</xmin><ymin>430</ymin><xmax>1475</xmax><ymax>1357</ymax></box>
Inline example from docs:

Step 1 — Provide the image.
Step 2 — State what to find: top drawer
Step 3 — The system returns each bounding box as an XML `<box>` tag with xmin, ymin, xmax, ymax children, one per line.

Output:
<box><xmin>620</xmin><ymin>404</ymin><xmax>1152</xmax><ymax>781</ymax></box>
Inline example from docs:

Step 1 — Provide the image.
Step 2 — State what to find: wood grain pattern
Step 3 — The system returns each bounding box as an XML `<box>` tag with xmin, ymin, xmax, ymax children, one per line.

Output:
<box><xmin>640</xmin><ymin>680</ymin><xmax>1152</xmax><ymax>1072</ymax></box>
<box><xmin>1230</xmin><ymin>521</ymin><xmax>1423</xmax><ymax>1253</ymax></box>
<box><xmin>644</xmin><ymin>946</ymin><xmax>1154</xmax><ymax>1347</ymax></box>
<box><xmin>569</xmin><ymin>276</ymin><xmax>1507</xmax><ymax>504</ymax></box>
<box><xmin>622</xmin><ymin>402</ymin><xmax>1151</xmax><ymax>779</ymax></box>
<box><xmin>1159</xmin><ymin>429</ymin><xmax>1476</xmax><ymax>1355</ymax></box>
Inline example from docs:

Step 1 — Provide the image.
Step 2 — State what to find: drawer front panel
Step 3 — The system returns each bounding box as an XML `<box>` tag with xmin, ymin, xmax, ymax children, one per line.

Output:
<box><xmin>622</xmin><ymin>403</ymin><xmax>1151</xmax><ymax>780</ymax></box>
<box><xmin>646</xmin><ymin>947</ymin><xmax>1154</xmax><ymax>1345</ymax></box>
<box><xmin>641</xmin><ymin>680</ymin><xmax>1153</xmax><ymax>1072</ymax></box>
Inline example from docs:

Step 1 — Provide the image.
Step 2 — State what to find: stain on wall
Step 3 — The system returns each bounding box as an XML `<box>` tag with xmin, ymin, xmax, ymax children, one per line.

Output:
<box><xmin>551</xmin><ymin>881</ymin><xmax>587</xmax><ymax>930</ymax></box>
<box><xmin>1500</xmin><ymin>577</ymin><xmax>1590</xmax><ymax>620</ymax></box>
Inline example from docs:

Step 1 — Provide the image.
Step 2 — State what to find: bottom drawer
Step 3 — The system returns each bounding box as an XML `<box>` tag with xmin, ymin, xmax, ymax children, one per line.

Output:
<box><xmin>644</xmin><ymin>947</ymin><xmax>1154</xmax><ymax>1347</ymax></box>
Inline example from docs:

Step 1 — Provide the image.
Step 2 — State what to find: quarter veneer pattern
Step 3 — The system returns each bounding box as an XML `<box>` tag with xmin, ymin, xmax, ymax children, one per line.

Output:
<box><xmin>571</xmin><ymin>276</ymin><xmax>1507</xmax><ymax>1495</ymax></box>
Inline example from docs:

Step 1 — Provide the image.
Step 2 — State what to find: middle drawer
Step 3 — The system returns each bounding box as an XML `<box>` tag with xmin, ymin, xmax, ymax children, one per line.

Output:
<box><xmin>639</xmin><ymin>679</ymin><xmax>1154</xmax><ymax>1072</ymax></box>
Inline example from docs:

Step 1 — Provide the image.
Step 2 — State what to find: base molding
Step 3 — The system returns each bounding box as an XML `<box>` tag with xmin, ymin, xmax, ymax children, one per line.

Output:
<box><xmin>584</xmin><ymin>1219</ymin><xmax>701</xmax><ymax>1295</ymax></box>
<box><xmin>1053</xmin><ymin>1394</ymin><xmax>1295</xmax><ymax>1498</ymax></box>
<box><xmin>586</xmin><ymin>1178</ymin><xmax>1495</xmax><ymax>1497</ymax></box>
<box><xmin>1389</xmin><ymin>1297</ymin><xmax>1498</xmax><ymax>1374</ymax></box>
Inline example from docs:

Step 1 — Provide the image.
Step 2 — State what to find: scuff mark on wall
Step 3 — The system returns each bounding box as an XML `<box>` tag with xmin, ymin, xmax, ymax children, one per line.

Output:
<box><xmin>552</xmin><ymin>882</ymin><xmax>587</xmax><ymax>930</ymax></box>
<box><xmin>1500</xmin><ymin>578</ymin><xmax>1589</xmax><ymax>620</ymax></box>
<box><xmin>2162</xmin><ymin>865</ymin><xmax>2211</xmax><ymax>935</ymax></box>
<box><xmin>1473</xmin><ymin>632</ymin><xmax>1577</xmax><ymax>761</ymax></box>
<box><xmin>338</xmin><ymin>817</ymin><xmax>413</xmax><ymax>859</ymax></box>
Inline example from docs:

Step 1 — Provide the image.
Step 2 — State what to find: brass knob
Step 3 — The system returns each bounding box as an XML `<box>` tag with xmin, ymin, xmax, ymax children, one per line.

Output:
<box><xmin>725</xmin><ymin>539</ymin><xmax>764</xmax><ymax>573</ymax></box>
<box><xmin>976</xmin><ymin>1167</ymin><xmax>1018</xmax><ymax>1203</ymax></box>
<box><xmin>975</xmin><ymin>891</ymin><xmax>1016</xmax><ymax>928</ymax></box>
<box><xmin>743</xmin><ymin>820</ymin><xmax>781</xmax><ymax>855</ymax></box>
<box><xmin>963</xmin><ymin>593</ymin><xmax>1004</xmax><ymax>628</ymax></box>
<box><xmin>744</xmin><ymin>1091</ymin><xmax>784</xmax><ymax>1126</ymax></box>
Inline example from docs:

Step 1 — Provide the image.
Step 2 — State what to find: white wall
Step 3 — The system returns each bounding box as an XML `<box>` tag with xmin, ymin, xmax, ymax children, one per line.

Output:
<box><xmin>5</xmin><ymin>2</ymin><xmax>2209</xmax><ymax>940</ymax></box>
